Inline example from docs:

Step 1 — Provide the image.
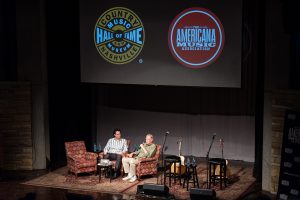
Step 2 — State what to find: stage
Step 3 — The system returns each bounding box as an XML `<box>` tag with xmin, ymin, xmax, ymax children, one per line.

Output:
<box><xmin>8</xmin><ymin>159</ymin><xmax>256</xmax><ymax>200</ymax></box>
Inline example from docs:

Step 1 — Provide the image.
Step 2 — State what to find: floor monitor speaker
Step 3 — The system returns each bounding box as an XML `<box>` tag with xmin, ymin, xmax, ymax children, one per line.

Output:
<box><xmin>142</xmin><ymin>183</ymin><xmax>169</xmax><ymax>197</ymax></box>
<box><xmin>190</xmin><ymin>188</ymin><xmax>216</xmax><ymax>200</ymax></box>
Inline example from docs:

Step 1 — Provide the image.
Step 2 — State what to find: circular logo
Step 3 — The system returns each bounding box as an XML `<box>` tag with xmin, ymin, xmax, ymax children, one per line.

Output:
<box><xmin>168</xmin><ymin>7</ymin><xmax>225</xmax><ymax>68</ymax></box>
<box><xmin>94</xmin><ymin>7</ymin><xmax>145</xmax><ymax>65</ymax></box>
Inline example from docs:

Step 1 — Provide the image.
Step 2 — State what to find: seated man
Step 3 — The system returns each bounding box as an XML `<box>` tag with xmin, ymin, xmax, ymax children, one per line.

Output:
<box><xmin>122</xmin><ymin>134</ymin><xmax>156</xmax><ymax>182</ymax></box>
<box><xmin>103</xmin><ymin>128</ymin><xmax>128</xmax><ymax>179</ymax></box>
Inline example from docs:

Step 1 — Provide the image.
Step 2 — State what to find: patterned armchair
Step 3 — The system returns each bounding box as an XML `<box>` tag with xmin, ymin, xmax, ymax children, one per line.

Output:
<box><xmin>136</xmin><ymin>144</ymin><xmax>161</xmax><ymax>180</ymax></box>
<box><xmin>64</xmin><ymin>141</ymin><xmax>98</xmax><ymax>177</ymax></box>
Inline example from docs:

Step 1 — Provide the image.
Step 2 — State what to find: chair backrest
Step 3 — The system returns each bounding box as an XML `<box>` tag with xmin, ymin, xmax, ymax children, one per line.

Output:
<box><xmin>65</xmin><ymin>141</ymin><xmax>87</xmax><ymax>157</ymax></box>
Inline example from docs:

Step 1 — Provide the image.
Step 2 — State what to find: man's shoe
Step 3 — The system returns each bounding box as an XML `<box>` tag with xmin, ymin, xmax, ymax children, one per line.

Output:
<box><xmin>129</xmin><ymin>175</ymin><xmax>137</xmax><ymax>182</ymax></box>
<box><xmin>122</xmin><ymin>174</ymin><xmax>132</xmax><ymax>181</ymax></box>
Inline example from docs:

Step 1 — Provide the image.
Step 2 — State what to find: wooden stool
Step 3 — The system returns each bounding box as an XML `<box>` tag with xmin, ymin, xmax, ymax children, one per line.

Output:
<box><xmin>183</xmin><ymin>164</ymin><xmax>199</xmax><ymax>191</ymax></box>
<box><xmin>164</xmin><ymin>156</ymin><xmax>182</xmax><ymax>187</ymax></box>
<box><xmin>209</xmin><ymin>158</ymin><xmax>227</xmax><ymax>190</ymax></box>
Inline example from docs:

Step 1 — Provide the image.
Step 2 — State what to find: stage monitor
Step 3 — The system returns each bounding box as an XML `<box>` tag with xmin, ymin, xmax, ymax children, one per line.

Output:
<box><xmin>79</xmin><ymin>0</ymin><xmax>242</xmax><ymax>87</ymax></box>
<box><xmin>190</xmin><ymin>188</ymin><xmax>216</xmax><ymax>200</ymax></box>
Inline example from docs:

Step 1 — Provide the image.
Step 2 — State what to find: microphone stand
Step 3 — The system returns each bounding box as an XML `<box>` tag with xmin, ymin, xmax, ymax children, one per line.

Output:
<box><xmin>206</xmin><ymin>134</ymin><xmax>215</xmax><ymax>189</ymax></box>
<box><xmin>158</xmin><ymin>132</ymin><xmax>168</xmax><ymax>184</ymax></box>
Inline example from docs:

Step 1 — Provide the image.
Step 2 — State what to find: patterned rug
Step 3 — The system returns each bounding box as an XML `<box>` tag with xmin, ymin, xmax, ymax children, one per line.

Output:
<box><xmin>22</xmin><ymin>162</ymin><xmax>255</xmax><ymax>200</ymax></box>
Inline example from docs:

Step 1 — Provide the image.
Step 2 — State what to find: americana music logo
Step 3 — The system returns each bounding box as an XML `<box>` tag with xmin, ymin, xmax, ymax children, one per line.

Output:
<box><xmin>168</xmin><ymin>7</ymin><xmax>225</xmax><ymax>68</ymax></box>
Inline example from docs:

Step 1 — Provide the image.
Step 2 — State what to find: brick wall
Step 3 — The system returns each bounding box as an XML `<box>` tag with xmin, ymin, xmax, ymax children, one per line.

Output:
<box><xmin>0</xmin><ymin>82</ymin><xmax>33</xmax><ymax>170</ymax></box>
<box><xmin>270</xmin><ymin>90</ymin><xmax>300</xmax><ymax>193</ymax></box>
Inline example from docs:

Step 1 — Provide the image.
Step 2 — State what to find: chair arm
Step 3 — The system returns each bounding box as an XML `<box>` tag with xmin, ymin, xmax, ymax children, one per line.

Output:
<box><xmin>138</xmin><ymin>157</ymin><xmax>157</xmax><ymax>164</ymax></box>
<box><xmin>99</xmin><ymin>152</ymin><xmax>127</xmax><ymax>158</ymax></box>
<box><xmin>67</xmin><ymin>155</ymin><xmax>78</xmax><ymax>165</ymax></box>
<box><xmin>98</xmin><ymin>152</ymin><xmax>104</xmax><ymax>159</ymax></box>
<box><xmin>85</xmin><ymin>152</ymin><xmax>98</xmax><ymax>160</ymax></box>
<box><xmin>67</xmin><ymin>154</ymin><xmax>77</xmax><ymax>160</ymax></box>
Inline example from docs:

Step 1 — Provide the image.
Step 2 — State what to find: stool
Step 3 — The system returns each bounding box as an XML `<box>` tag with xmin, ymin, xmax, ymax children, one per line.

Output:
<box><xmin>209</xmin><ymin>158</ymin><xmax>227</xmax><ymax>190</ymax></box>
<box><xmin>183</xmin><ymin>164</ymin><xmax>199</xmax><ymax>191</ymax></box>
<box><xmin>164</xmin><ymin>156</ymin><xmax>182</xmax><ymax>187</ymax></box>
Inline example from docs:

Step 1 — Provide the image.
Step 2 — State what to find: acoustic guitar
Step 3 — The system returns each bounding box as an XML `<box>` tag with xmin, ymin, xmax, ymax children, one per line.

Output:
<box><xmin>215</xmin><ymin>138</ymin><xmax>231</xmax><ymax>177</ymax></box>
<box><xmin>171</xmin><ymin>138</ymin><xmax>186</xmax><ymax>174</ymax></box>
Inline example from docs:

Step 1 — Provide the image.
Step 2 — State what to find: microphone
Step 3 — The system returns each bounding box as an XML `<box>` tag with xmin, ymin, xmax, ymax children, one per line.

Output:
<box><xmin>165</xmin><ymin>131</ymin><xmax>170</xmax><ymax>135</ymax></box>
<box><xmin>212</xmin><ymin>133</ymin><xmax>217</xmax><ymax>139</ymax></box>
<box><xmin>135</xmin><ymin>141</ymin><xmax>145</xmax><ymax>151</ymax></box>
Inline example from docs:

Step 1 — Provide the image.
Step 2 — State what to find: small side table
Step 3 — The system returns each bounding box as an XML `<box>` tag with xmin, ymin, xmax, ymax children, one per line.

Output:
<box><xmin>183</xmin><ymin>164</ymin><xmax>199</xmax><ymax>191</ymax></box>
<box><xmin>97</xmin><ymin>163</ymin><xmax>112</xmax><ymax>183</ymax></box>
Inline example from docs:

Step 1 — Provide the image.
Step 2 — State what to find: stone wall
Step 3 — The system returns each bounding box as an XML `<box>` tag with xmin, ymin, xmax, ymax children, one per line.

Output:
<box><xmin>0</xmin><ymin>82</ymin><xmax>32</xmax><ymax>170</ymax></box>
<box><xmin>269</xmin><ymin>90</ymin><xmax>300</xmax><ymax>193</ymax></box>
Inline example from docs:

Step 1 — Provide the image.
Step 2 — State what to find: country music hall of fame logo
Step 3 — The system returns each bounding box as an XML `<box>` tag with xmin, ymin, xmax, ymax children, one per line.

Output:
<box><xmin>94</xmin><ymin>7</ymin><xmax>145</xmax><ymax>64</ymax></box>
<box><xmin>168</xmin><ymin>7</ymin><xmax>225</xmax><ymax>68</ymax></box>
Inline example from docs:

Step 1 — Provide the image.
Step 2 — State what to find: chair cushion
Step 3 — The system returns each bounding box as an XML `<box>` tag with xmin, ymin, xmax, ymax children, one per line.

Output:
<box><xmin>75</xmin><ymin>158</ymin><xmax>97</xmax><ymax>168</ymax></box>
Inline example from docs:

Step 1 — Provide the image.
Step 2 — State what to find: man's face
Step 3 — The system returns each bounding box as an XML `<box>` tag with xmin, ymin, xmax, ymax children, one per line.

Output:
<box><xmin>145</xmin><ymin>135</ymin><xmax>153</xmax><ymax>144</ymax></box>
<box><xmin>114</xmin><ymin>131</ymin><xmax>121</xmax><ymax>139</ymax></box>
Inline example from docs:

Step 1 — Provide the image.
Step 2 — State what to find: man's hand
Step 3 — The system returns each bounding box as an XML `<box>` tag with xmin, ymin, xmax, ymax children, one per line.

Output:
<box><xmin>128</xmin><ymin>153</ymin><xmax>134</xmax><ymax>158</ymax></box>
<box><xmin>140</xmin><ymin>143</ymin><xmax>148</xmax><ymax>154</ymax></box>
<box><xmin>103</xmin><ymin>151</ymin><xmax>107</xmax><ymax>156</ymax></box>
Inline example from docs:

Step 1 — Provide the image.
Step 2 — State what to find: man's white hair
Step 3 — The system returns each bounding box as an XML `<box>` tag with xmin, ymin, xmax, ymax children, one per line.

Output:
<box><xmin>146</xmin><ymin>134</ymin><xmax>153</xmax><ymax>139</ymax></box>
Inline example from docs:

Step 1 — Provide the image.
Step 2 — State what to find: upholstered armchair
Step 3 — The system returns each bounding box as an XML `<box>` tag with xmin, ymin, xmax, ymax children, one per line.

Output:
<box><xmin>136</xmin><ymin>144</ymin><xmax>161</xmax><ymax>180</ymax></box>
<box><xmin>64</xmin><ymin>141</ymin><xmax>98</xmax><ymax>177</ymax></box>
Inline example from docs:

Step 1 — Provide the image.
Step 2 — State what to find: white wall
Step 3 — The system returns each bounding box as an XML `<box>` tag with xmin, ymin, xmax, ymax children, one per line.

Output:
<box><xmin>97</xmin><ymin>106</ymin><xmax>255</xmax><ymax>162</ymax></box>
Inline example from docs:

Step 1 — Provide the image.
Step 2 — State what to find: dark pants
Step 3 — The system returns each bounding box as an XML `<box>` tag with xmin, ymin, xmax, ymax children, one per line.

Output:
<box><xmin>104</xmin><ymin>153</ymin><xmax>122</xmax><ymax>173</ymax></box>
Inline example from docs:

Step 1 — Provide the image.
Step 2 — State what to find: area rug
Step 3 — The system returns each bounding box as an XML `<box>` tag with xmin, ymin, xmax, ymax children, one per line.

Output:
<box><xmin>22</xmin><ymin>167</ymin><xmax>140</xmax><ymax>194</ymax></box>
<box><xmin>22</xmin><ymin>162</ymin><xmax>255</xmax><ymax>200</ymax></box>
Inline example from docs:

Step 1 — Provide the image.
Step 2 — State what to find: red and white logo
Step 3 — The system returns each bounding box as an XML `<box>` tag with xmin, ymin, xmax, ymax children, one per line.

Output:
<box><xmin>168</xmin><ymin>7</ymin><xmax>225</xmax><ymax>69</ymax></box>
